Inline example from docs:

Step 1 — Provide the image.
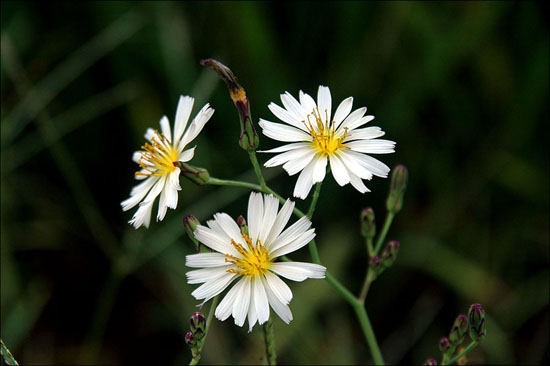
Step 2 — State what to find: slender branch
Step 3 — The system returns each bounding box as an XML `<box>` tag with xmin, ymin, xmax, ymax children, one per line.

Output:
<box><xmin>189</xmin><ymin>295</ymin><xmax>220</xmax><ymax>365</ymax></box>
<box><xmin>352</xmin><ymin>304</ymin><xmax>385</xmax><ymax>365</ymax></box>
<box><xmin>262</xmin><ymin>317</ymin><xmax>277</xmax><ymax>365</ymax></box>
<box><xmin>207</xmin><ymin>177</ymin><xmax>263</xmax><ymax>191</ymax></box>
<box><xmin>366</xmin><ymin>238</ymin><xmax>374</xmax><ymax>258</ymax></box>
<box><xmin>248</xmin><ymin>151</ymin><xmax>267</xmax><ymax>189</ymax></box>
<box><xmin>306</xmin><ymin>182</ymin><xmax>323</xmax><ymax>220</ymax></box>
<box><xmin>445</xmin><ymin>341</ymin><xmax>479</xmax><ymax>365</ymax></box>
<box><xmin>374</xmin><ymin>212</ymin><xmax>395</xmax><ymax>254</ymax></box>
<box><xmin>358</xmin><ymin>269</ymin><xmax>376</xmax><ymax>305</ymax></box>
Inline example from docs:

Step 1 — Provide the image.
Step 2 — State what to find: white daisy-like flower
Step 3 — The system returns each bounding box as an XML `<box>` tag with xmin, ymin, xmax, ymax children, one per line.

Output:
<box><xmin>186</xmin><ymin>192</ymin><xmax>326</xmax><ymax>331</ymax></box>
<box><xmin>258</xmin><ymin>85</ymin><xmax>396</xmax><ymax>199</ymax></box>
<box><xmin>121</xmin><ymin>96</ymin><xmax>214</xmax><ymax>229</ymax></box>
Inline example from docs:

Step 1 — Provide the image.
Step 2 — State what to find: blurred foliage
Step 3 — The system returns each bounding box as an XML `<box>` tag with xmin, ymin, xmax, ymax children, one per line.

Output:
<box><xmin>1</xmin><ymin>1</ymin><xmax>548</xmax><ymax>365</ymax></box>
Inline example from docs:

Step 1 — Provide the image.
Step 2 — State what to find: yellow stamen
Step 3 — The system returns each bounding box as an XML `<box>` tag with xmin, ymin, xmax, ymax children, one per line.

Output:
<box><xmin>303</xmin><ymin>107</ymin><xmax>348</xmax><ymax>156</ymax></box>
<box><xmin>225</xmin><ymin>234</ymin><xmax>271</xmax><ymax>277</ymax></box>
<box><xmin>135</xmin><ymin>130</ymin><xmax>179</xmax><ymax>177</ymax></box>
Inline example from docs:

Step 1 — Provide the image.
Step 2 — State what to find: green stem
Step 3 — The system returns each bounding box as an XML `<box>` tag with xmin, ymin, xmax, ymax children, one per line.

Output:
<box><xmin>248</xmin><ymin>151</ymin><xmax>267</xmax><ymax>189</ymax></box>
<box><xmin>207</xmin><ymin>177</ymin><xmax>263</xmax><ymax>192</ymax></box>
<box><xmin>352</xmin><ymin>304</ymin><xmax>385</xmax><ymax>365</ymax></box>
<box><xmin>189</xmin><ymin>295</ymin><xmax>220</xmax><ymax>365</ymax></box>
<box><xmin>306</xmin><ymin>182</ymin><xmax>322</xmax><ymax>220</ymax></box>
<box><xmin>358</xmin><ymin>268</ymin><xmax>376</xmax><ymax>305</ymax></box>
<box><xmin>262</xmin><ymin>317</ymin><xmax>277</xmax><ymax>365</ymax></box>
<box><xmin>445</xmin><ymin>341</ymin><xmax>479</xmax><ymax>365</ymax></box>
<box><xmin>374</xmin><ymin>212</ymin><xmax>395</xmax><ymax>254</ymax></box>
<box><xmin>366</xmin><ymin>238</ymin><xmax>374</xmax><ymax>258</ymax></box>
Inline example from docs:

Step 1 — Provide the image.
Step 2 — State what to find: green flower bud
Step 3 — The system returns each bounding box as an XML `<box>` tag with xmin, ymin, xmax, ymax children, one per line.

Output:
<box><xmin>380</xmin><ymin>240</ymin><xmax>399</xmax><ymax>268</ymax></box>
<box><xmin>184</xmin><ymin>331</ymin><xmax>194</xmax><ymax>347</ymax></box>
<box><xmin>184</xmin><ymin>215</ymin><xmax>201</xmax><ymax>251</ymax></box>
<box><xmin>449</xmin><ymin>314</ymin><xmax>469</xmax><ymax>346</ymax></box>
<box><xmin>176</xmin><ymin>162</ymin><xmax>210</xmax><ymax>185</ymax></box>
<box><xmin>386</xmin><ymin>164</ymin><xmax>408</xmax><ymax>214</ymax></box>
<box><xmin>237</xmin><ymin>215</ymin><xmax>248</xmax><ymax>236</ymax></box>
<box><xmin>369</xmin><ymin>256</ymin><xmax>385</xmax><ymax>276</ymax></box>
<box><xmin>468</xmin><ymin>303</ymin><xmax>487</xmax><ymax>341</ymax></box>
<box><xmin>190</xmin><ymin>312</ymin><xmax>206</xmax><ymax>334</ymax></box>
<box><xmin>201</xmin><ymin>58</ymin><xmax>259</xmax><ymax>151</ymax></box>
<box><xmin>439</xmin><ymin>337</ymin><xmax>452</xmax><ymax>353</ymax></box>
<box><xmin>360</xmin><ymin>207</ymin><xmax>376</xmax><ymax>239</ymax></box>
<box><xmin>424</xmin><ymin>358</ymin><xmax>437</xmax><ymax>365</ymax></box>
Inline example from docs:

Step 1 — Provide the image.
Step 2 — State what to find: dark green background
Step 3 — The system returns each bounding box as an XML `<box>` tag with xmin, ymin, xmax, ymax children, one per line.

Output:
<box><xmin>1</xmin><ymin>1</ymin><xmax>548</xmax><ymax>364</ymax></box>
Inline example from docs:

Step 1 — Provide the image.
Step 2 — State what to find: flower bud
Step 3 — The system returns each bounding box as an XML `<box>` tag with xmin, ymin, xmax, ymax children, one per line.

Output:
<box><xmin>360</xmin><ymin>208</ymin><xmax>376</xmax><ymax>239</ymax></box>
<box><xmin>449</xmin><ymin>314</ymin><xmax>469</xmax><ymax>345</ymax></box>
<box><xmin>380</xmin><ymin>240</ymin><xmax>399</xmax><ymax>268</ymax></box>
<box><xmin>176</xmin><ymin>162</ymin><xmax>210</xmax><ymax>185</ymax></box>
<box><xmin>468</xmin><ymin>303</ymin><xmax>487</xmax><ymax>341</ymax></box>
<box><xmin>424</xmin><ymin>358</ymin><xmax>437</xmax><ymax>365</ymax></box>
<box><xmin>190</xmin><ymin>312</ymin><xmax>206</xmax><ymax>334</ymax></box>
<box><xmin>439</xmin><ymin>337</ymin><xmax>451</xmax><ymax>353</ymax></box>
<box><xmin>237</xmin><ymin>215</ymin><xmax>248</xmax><ymax>236</ymax></box>
<box><xmin>386</xmin><ymin>164</ymin><xmax>408</xmax><ymax>214</ymax></box>
<box><xmin>184</xmin><ymin>215</ymin><xmax>201</xmax><ymax>251</ymax></box>
<box><xmin>369</xmin><ymin>255</ymin><xmax>385</xmax><ymax>276</ymax></box>
<box><xmin>184</xmin><ymin>331</ymin><xmax>194</xmax><ymax>346</ymax></box>
<box><xmin>201</xmin><ymin>59</ymin><xmax>259</xmax><ymax>151</ymax></box>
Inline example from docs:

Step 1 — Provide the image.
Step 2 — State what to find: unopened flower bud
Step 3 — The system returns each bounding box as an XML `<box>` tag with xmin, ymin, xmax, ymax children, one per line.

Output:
<box><xmin>369</xmin><ymin>256</ymin><xmax>385</xmax><ymax>276</ymax></box>
<box><xmin>184</xmin><ymin>331</ymin><xmax>194</xmax><ymax>346</ymax></box>
<box><xmin>381</xmin><ymin>240</ymin><xmax>399</xmax><ymax>268</ymax></box>
<box><xmin>237</xmin><ymin>215</ymin><xmax>248</xmax><ymax>236</ymax></box>
<box><xmin>424</xmin><ymin>358</ymin><xmax>437</xmax><ymax>366</ymax></box>
<box><xmin>190</xmin><ymin>312</ymin><xmax>206</xmax><ymax>334</ymax></box>
<box><xmin>184</xmin><ymin>215</ymin><xmax>201</xmax><ymax>251</ymax></box>
<box><xmin>176</xmin><ymin>162</ymin><xmax>210</xmax><ymax>185</ymax></box>
<box><xmin>201</xmin><ymin>59</ymin><xmax>259</xmax><ymax>151</ymax></box>
<box><xmin>360</xmin><ymin>208</ymin><xmax>376</xmax><ymax>239</ymax></box>
<box><xmin>449</xmin><ymin>314</ymin><xmax>469</xmax><ymax>345</ymax></box>
<box><xmin>439</xmin><ymin>337</ymin><xmax>452</xmax><ymax>353</ymax></box>
<box><xmin>386</xmin><ymin>164</ymin><xmax>408</xmax><ymax>214</ymax></box>
<box><xmin>468</xmin><ymin>303</ymin><xmax>487</xmax><ymax>341</ymax></box>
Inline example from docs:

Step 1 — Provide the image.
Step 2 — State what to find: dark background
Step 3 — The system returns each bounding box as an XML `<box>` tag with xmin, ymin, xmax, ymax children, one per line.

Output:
<box><xmin>1</xmin><ymin>1</ymin><xmax>548</xmax><ymax>364</ymax></box>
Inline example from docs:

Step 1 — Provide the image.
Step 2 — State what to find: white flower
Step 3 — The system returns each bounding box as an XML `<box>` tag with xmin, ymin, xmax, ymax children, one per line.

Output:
<box><xmin>186</xmin><ymin>192</ymin><xmax>326</xmax><ymax>331</ymax></box>
<box><xmin>258</xmin><ymin>85</ymin><xmax>396</xmax><ymax>199</ymax></box>
<box><xmin>121</xmin><ymin>96</ymin><xmax>214</xmax><ymax>229</ymax></box>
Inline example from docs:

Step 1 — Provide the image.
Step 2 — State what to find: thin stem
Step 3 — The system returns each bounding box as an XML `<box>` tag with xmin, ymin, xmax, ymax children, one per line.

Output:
<box><xmin>358</xmin><ymin>268</ymin><xmax>376</xmax><ymax>305</ymax></box>
<box><xmin>306</xmin><ymin>182</ymin><xmax>322</xmax><ymax>220</ymax></box>
<box><xmin>262</xmin><ymin>317</ymin><xmax>277</xmax><ymax>366</ymax></box>
<box><xmin>189</xmin><ymin>295</ymin><xmax>220</xmax><ymax>366</ymax></box>
<box><xmin>366</xmin><ymin>238</ymin><xmax>374</xmax><ymax>258</ymax></box>
<box><xmin>445</xmin><ymin>341</ymin><xmax>479</xmax><ymax>365</ymax></box>
<box><xmin>248</xmin><ymin>151</ymin><xmax>267</xmax><ymax>189</ymax></box>
<box><xmin>207</xmin><ymin>177</ymin><xmax>263</xmax><ymax>192</ymax></box>
<box><xmin>374</xmin><ymin>212</ymin><xmax>395</xmax><ymax>254</ymax></box>
<box><xmin>352</xmin><ymin>304</ymin><xmax>385</xmax><ymax>365</ymax></box>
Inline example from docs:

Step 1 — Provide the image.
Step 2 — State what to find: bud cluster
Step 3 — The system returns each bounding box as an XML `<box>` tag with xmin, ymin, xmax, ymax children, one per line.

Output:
<box><xmin>369</xmin><ymin>241</ymin><xmax>400</xmax><ymax>276</ymax></box>
<box><xmin>185</xmin><ymin>312</ymin><xmax>207</xmax><ymax>360</ymax></box>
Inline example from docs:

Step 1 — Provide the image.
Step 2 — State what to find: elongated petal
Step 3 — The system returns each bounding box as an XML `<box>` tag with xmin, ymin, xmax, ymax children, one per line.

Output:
<box><xmin>258</xmin><ymin>195</ymin><xmax>279</xmax><ymax>245</ymax></box>
<box><xmin>192</xmin><ymin>272</ymin><xmax>237</xmax><ymax>302</ymax></box>
<box><xmin>216</xmin><ymin>277</ymin><xmax>243</xmax><ymax>322</ymax></box>
<box><xmin>270</xmin><ymin>229</ymin><xmax>316</xmax><ymax>258</ymax></box>
<box><xmin>338</xmin><ymin>151</ymin><xmax>373</xmax><ymax>180</ymax></box>
<box><xmin>253</xmin><ymin>276</ymin><xmax>270</xmax><ymax>325</ymax></box>
<box><xmin>333</xmin><ymin>96</ymin><xmax>353</xmax><ymax>125</ymax></box>
<box><xmin>293</xmin><ymin>159</ymin><xmax>317</xmax><ymax>199</ymax></box>
<box><xmin>159</xmin><ymin>116</ymin><xmax>172</xmax><ymax>143</ymax></box>
<box><xmin>268</xmin><ymin>102</ymin><xmax>308</xmax><ymax>131</ymax></box>
<box><xmin>336</xmin><ymin>107</ymin><xmax>367</xmax><ymax>132</ymax></box>
<box><xmin>281</xmin><ymin>149</ymin><xmax>316</xmax><ymax>176</ymax></box>
<box><xmin>232</xmin><ymin>277</ymin><xmax>251</xmax><ymax>327</ymax></box>
<box><xmin>348</xmin><ymin>170</ymin><xmax>370</xmax><ymax>193</ymax></box>
<box><xmin>329</xmin><ymin>154</ymin><xmax>351</xmax><ymax>186</ymax></box>
<box><xmin>346</xmin><ymin>139</ymin><xmax>396</xmax><ymax>154</ymax></box>
<box><xmin>173</xmin><ymin>96</ymin><xmax>194</xmax><ymax>144</ymax></box>
<box><xmin>187</xmin><ymin>266</ymin><xmax>233</xmax><ymax>284</ymax></box>
<box><xmin>343</xmin><ymin>150</ymin><xmax>391</xmax><ymax>177</ymax></box>
<box><xmin>264</xmin><ymin>199</ymin><xmax>295</xmax><ymax>248</ymax></box>
<box><xmin>259</xmin><ymin>142</ymin><xmax>311</xmax><ymax>154</ymax></box>
<box><xmin>259</xmin><ymin>119</ymin><xmax>312</xmax><ymax>142</ymax></box>
<box><xmin>299</xmin><ymin>90</ymin><xmax>316</xmax><ymax>113</ymax></box>
<box><xmin>269</xmin><ymin>216</ymin><xmax>312</xmax><ymax>253</ymax></box>
<box><xmin>270</xmin><ymin>262</ymin><xmax>326</xmax><ymax>282</ymax></box>
<box><xmin>262</xmin><ymin>276</ymin><xmax>293</xmax><ymax>324</ymax></box>
<box><xmin>128</xmin><ymin>199</ymin><xmax>154</xmax><ymax>229</ymax></box>
<box><xmin>247</xmin><ymin>192</ymin><xmax>264</xmax><ymax>243</ymax></box>
<box><xmin>343</xmin><ymin>126</ymin><xmax>385</xmax><ymax>142</ymax></box>
<box><xmin>311</xmin><ymin>155</ymin><xmax>327</xmax><ymax>183</ymax></box>
<box><xmin>264</xmin><ymin>271</ymin><xmax>292</xmax><ymax>304</ymax></box>
<box><xmin>194</xmin><ymin>225</ymin><xmax>240</xmax><ymax>256</ymax></box>
<box><xmin>213</xmin><ymin>213</ymin><xmax>243</xmax><ymax>245</ymax></box>
<box><xmin>180</xmin><ymin>104</ymin><xmax>214</xmax><ymax>151</ymax></box>
<box><xmin>317</xmin><ymin>86</ymin><xmax>332</xmax><ymax>123</ymax></box>
<box><xmin>281</xmin><ymin>92</ymin><xmax>308</xmax><ymax>121</ymax></box>
<box><xmin>121</xmin><ymin>177</ymin><xmax>157</xmax><ymax>211</ymax></box>
<box><xmin>186</xmin><ymin>253</ymin><xmax>229</xmax><ymax>268</ymax></box>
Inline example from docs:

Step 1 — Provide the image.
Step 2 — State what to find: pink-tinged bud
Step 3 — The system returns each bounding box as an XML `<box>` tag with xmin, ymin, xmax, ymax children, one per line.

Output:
<box><xmin>439</xmin><ymin>337</ymin><xmax>452</xmax><ymax>352</ymax></box>
<box><xmin>468</xmin><ymin>303</ymin><xmax>487</xmax><ymax>341</ymax></box>
<box><xmin>184</xmin><ymin>331</ymin><xmax>194</xmax><ymax>346</ymax></box>
<box><xmin>190</xmin><ymin>312</ymin><xmax>206</xmax><ymax>334</ymax></box>
<box><xmin>237</xmin><ymin>215</ymin><xmax>248</xmax><ymax>236</ymax></box>
<box><xmin>381</xmin><ymin>240</ymin><xmax>399</xmax><ymax>268</ymax></box>
<box><xmin>184</xmin><ymin>215</ymin><xmax>201</xmax><ymax>251</ymax></box>
<box><xmin>175</xmin><ymin>162</ymin><xmax>210</xmax><ymax>185</ymax></box>
<box><xmin>200</xmin><ymin>58</ymin><xmax>259</xmax><ymax>151</ymax></box>
<box><xmin>449</xmin><ymin>314</ymin><xmax>469</xmax><ymax>345</ymax></box>
<box><xmin>360</xmin><ymin>207</ymin><xmax>376</xmax><ymax>239</ymax></box>
<box><xmin>386</xmin><ymin>164</ymin><xmax>408</xmax><ymax>214</ymax></box>
<box><xmin>424</xmin><ymin>358</ymin><xmax>437</xmax><ymax>365</ymax></box>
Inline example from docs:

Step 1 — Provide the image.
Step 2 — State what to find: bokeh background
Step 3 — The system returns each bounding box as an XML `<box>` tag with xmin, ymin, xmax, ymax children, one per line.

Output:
<box><xmin>1</xmin><ymin>1</ymin><xmax>548</xmax><ymax>365</ymax></box>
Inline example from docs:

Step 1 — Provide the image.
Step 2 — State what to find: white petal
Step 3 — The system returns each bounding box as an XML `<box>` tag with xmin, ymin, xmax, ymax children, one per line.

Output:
<box><xmin>247</xmin><ymin>192</ymin><xmax>264</xmax><ymax>242</ymax></box>
<box><xmin>169</xmin><ymin>168</ymin><xmax>181</xmax><ymax>191</ymax></box>
<box><xmin>186</xmin><ymin>253</ymin><xmax>229</xmax><ymax>268</ymax></box>
<box><xmin>179</xmin><ymin>104</ymin><xmax>214</xmax><ymax>151</ymax></box>
<box><xmin>268</xmin><ymin>102</ymin><xmax>308</xmax><ymax>131</ymax></box>
<box><xmin>333</xmin><ymin>97</ymin><xmax>353</xmax><ymax>125</ymax></box>
<box><xmin>128</xmin><ymin>200</ymin><xmax>154</xmax><ymax>229</ymax></box>
<box><xmin>343</xmin><ymin>126</ymin><xmax>385</xmax><ymax>142</ymax></box>
<box><xmin>336</xmin><ymin>107</ymin><xmax>367</xmax><ymax>132</ymax></box>
<box><xmin>329</xmin><ymin>154</ymin><xmax>351</xmax><ymax>186</ymax></box>
<box><xmin>317</xmin><ymin>86</ymin><xmax>332</xmax><ymax>123</ymax></box>
<box><xmin>269</xmin><ymin>216</ymin><xmax>312</xmax><ymax>253</ymax></box>
<box><xmin>311</xmin><ymin>155</ymin><xmax>327</xmax><ymax>183</ymax></box>
<box><xmin>253</xmin><ymin>276</ymin><xmax>270</xmax><ymax>326</ymax></box>
<box><xmin>299</xmin><ymin>90</ymin><xmax>317</xmax><ymax>112</ymax></box>
<box><xmin>142</xmin><ymin>175</ymin><xmax>167</xmax><ymax>205</ymax></box>
<box><xmin>213</xmin><ymin>213</ymin><xmax>243</xmax><ymax>244</ymax></box>
<box><xmin>173</xmin><ymin>96</ymin><xmax>194</xmax><ymax>144</ymax></box>
<box><xmin>281</xmin><ymin>92</ymin><xmax>308</xmax><ymax>121</ymax></box>
<box><xmin>191</xmin><ymin>272</ymin><xmax>237</xmax><ymax>301</ymax></box>
<box><xmin>344</xmin><ymin>150</ymin><xmax>391</xmax><ymax>177</ymax></box>
<box><xmin>194</xmin><ymin>225</ymin><xmax>240</xmax><ymax>256</ymax></box>
<box><xmin>232</xmin><ymin>277</ymin><xmax>251</xmax><ymax>327</ymax></box>
<box><xmin>281</xmin><ymin>149</ymin><xmax>316</xmax><ymax>176</ymax></box>
<box><xmin>258</xmin><ymin>194</ymin><xmax>279</xmax><ymax>245</ymax></box>
<box><xmin>346</xmin><ymin>139</ymin><xmax>396</xmax><ymax>154</ymax></box>
<box><xmin>121</xmin><ymin>177</ymin><xmax>156</xmax><ymax>211</ymax></box>
<box><xmin>261</xmin><ymin>276</ymin><xmax>293</xmax><ymax>324</ymax></box>
<box><xmin>264</xmin><ymin>199</ymin><xmax>295</xmax><ymax>248</ymax></box>
<box><xmin>348</xmin><ymin>170</ymin><xmax>370</xmax><ymax>194</ymax></box>
<box><xmin>159</xmin><ymin>116</ymin><xmax>172</xmax><ymax>142</ymax></box>
<box><xmin>338</xmin><ymin>151</ymin><xmax>373</xmax><ymax>180</ymax></box>
<box><xmin>270</xmin><ymin>229</ymin><xmax>316</xmax><ymax>258</ymax></box>
<box><xmin>144</xmin><ymin>128</ymin><xmax>156</xmax><ymax>142</ymax></box>
<box><xmin>264</xmin><ymin>147</ymin><xmax>313</xmax><ymax>169</ymax></box>
<box><xmin>264</xmin><ymin>271</ymin><xmax>292</xmax><ymax>304</ymax></box>
<box><xmin>157</xmin><ymin>185</ymin><xmax>168</xmax><ymax>221</ymax></box>
<box><xmin>132</xmin><ymin>151</ymin><xmax>143</xmax><ymax>164</ymax></box>
<box><xmin>259</xmin><ymin>142</ymin><xmax>311</xmax><ymax>154</ymax></box>
<box><xmin>270</xmin><ymin>262</ymin><xmax>326</xmax><ymax>282</ymax></box>
<box><xmin>340</xmin><ymin>114</ymin><xmax>375</xmax><ymax>132</ymax></box>
<box><xmin>177</xmin><ymin>146</ymin><xmax>196</xmax><ymax>164</ymax></box>
<box><xmin>216</xmin><ymin>277</ymin><xmax>242</xmax><ymax>322</ymax></box>
<box><xmin>259</xmin><ymin>119</ymin><xmax>312</xmax><ymax>142</ymax></box>
<box><xmin>186</xmin><ymin>266</ymin><xmax>233</xmax><ymax>284</ymax></box>
<box><xmin>247</xmin><ymin>283</ymin><xmax>258</xmax><ymax>332</ymax></box>
<box><xmin>293</xmin><ymin>159</ymin><xmax>316</xmax><ymax>199</ymax></box>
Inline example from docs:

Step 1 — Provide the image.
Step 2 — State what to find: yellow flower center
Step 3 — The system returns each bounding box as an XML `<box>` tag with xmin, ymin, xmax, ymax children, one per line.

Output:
<box><xmin>135</xmin><ymin>130</ymin><xmax>179</xmax><ymax>177</ymax></box>
<box><xmin>225</xmin><ymin>234</ymin><xmax>271</xmax><ymax>277</ymax></box>
<box><xmin>303</xmin><ymin>108</ymin><xmax>348</xmax><ymax>156</ymax></box>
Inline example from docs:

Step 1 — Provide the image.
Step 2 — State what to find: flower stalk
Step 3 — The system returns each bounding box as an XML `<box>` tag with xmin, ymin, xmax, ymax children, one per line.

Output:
<box><xmin>263</xmin><ymin>317</ymin><xmax>277</xmax><ymax>366</ymax></box>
